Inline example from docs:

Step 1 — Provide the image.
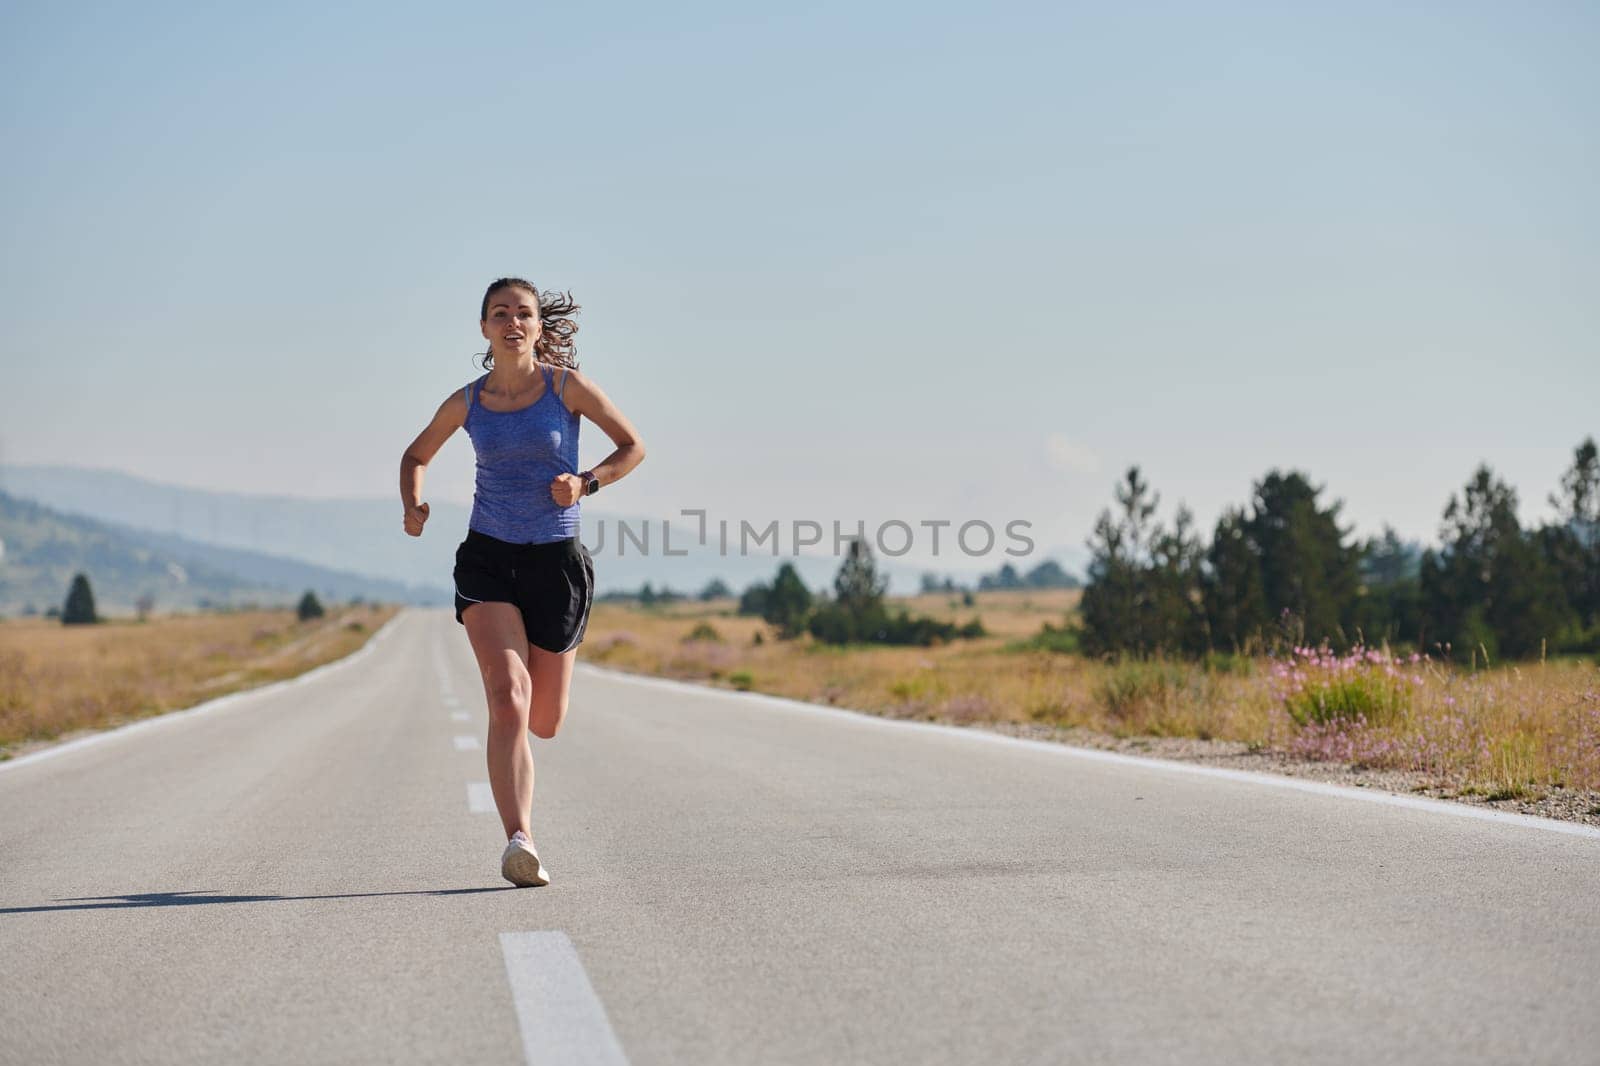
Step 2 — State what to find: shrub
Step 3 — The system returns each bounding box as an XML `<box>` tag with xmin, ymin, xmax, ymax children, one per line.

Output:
<box><xmin>807</xmin><ymin>604</ymin><xmax>980</xmax><ymax>647</ymax></box>
<box><xmin>738</xmin><ymin>583</ymin><xmax>769</xmax><ymax>617</ymax></box>
<box><xmin>1095</xmin><ymin>660</ymin><xmax>1191</xmax><ymax>720</ymax></box>
<box><xmin>683</xmin><ymin>621</ymin><xmax>722</xmax><ymax>643</ymax></box>
<box><xmin>297</xmin><ymin>592</ymin><xmax>325</xmax><ymax>622</ymax></box>
<box><xmin>805</xmin><ymin>602</ymin><xmax>858</xmax><ymax>645</ymax></box>
<box><xmin>1201</xmin><ymin>651</ymin><xmax>1254</xmax><ymax>676</ymax></box>
<box><xmin>889</xmin><ymin>673</ymin><xmax>946</xmax><ymax>702</ymax></box>
<box><xmin>1010</xmin><ymin>621</ymin><xmax>1078</xmax><ymax>654</ymax></box>
<box><xmin>1272</xmin><ymin>644</ymin><xmax>1417</xmax><ymax>729</ymax></box>
<box><xmin>763</xmin><ymin>564</ymin><xmax>813</xmax><ymax>638</ymax></box>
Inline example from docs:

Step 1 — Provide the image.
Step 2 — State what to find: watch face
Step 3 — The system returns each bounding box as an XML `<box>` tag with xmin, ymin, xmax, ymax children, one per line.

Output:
<box><xmin>586</xmin><ymin>477</ymin><xmax>600</xmax><ymax>495</ymax></box>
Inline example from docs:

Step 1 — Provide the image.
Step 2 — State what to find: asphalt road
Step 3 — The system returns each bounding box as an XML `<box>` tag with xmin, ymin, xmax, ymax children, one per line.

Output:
<box><xmin>2</xmin><ymin>607</ymin><xmax>1597</xmax><ymax>1066</ymax></box>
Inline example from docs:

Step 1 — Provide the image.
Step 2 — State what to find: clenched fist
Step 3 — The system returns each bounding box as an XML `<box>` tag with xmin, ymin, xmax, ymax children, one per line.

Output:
<box><xmin>404</xmin><ymin>502</ymin><xmax>430</xmax><ymax>537</ymax></box>
<box><xmin>550</xmin><ymin>473</ymin><xmax>584</xmax><ymax>508</ymax></box>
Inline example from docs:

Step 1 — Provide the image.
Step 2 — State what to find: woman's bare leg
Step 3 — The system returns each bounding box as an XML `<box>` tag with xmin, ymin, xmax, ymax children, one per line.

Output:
<box><xmin>462</xmin><ymin>602</ymin><xmax>535</xmax><ymax>839</ymax></box>
<box><xmin>527</xmin><ymin>644</ymin><xmax>579</xmax><ymax>740</ymax></box>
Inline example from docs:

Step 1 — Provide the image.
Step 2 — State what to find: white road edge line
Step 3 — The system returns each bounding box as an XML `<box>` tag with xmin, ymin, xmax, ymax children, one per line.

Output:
<box><xmin>468</xmin><ymin>782</ymin><xmax>495</xmax><ymax>813</ymax></box>
<box><xmin>453</xmin><ymin>735</ymin><xmax>481</xmax><ymax>752</ymax></box>
<box><xmin>0</xmin><ymin>610</ymin><xmax>409</xmax><ymax>776</ymax></box>
<box><xmin>499</xmin><ymin>931</ymin><xmax>630</xmax><ymax>1066</ymax></box>
<box><xmin>577</xmin><ymin>662</ymin><xmax>1600</xmax><ymax>842</ymax></box>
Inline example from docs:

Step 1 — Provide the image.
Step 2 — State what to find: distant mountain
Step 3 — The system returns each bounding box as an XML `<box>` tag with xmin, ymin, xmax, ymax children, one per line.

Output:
<box><xmin>0</xmin><ymin>465</ymin><xmax>1083</xmax><ymax>599</ymax></box>
<box><xmin>0</xmin><ymin>491</ymin><xmax>448</xmax><ymax>616</ymax></box>
<box><xmin>0</xmin><ymin>464</ymin><xmax>821</xmax><ymax>596</ymax></box>
<box><xmin>0</xmin><ymin>464</ymin><xmax>467</xmax><ymax>594</ymax></box>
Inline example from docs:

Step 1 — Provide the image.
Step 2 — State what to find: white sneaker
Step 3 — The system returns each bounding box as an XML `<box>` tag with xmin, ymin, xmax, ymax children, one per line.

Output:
<box><xmin>501</xmin><ymin>832</ymin><xmax>550</xmax><ymax>887</ymax></box>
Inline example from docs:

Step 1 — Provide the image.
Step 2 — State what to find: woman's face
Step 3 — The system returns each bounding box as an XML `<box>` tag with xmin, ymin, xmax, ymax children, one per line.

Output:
<box><xmin>481</xmin><ymin>286</ymin><xmax>542</xmax><ymax>360</ymax></box>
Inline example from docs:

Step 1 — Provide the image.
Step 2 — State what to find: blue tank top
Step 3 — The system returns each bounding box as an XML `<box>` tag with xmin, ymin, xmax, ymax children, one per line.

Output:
<box><xmin>463</xmin><ymin>363</ymin><xmax>581</xmax><ymax>544</ymax></box>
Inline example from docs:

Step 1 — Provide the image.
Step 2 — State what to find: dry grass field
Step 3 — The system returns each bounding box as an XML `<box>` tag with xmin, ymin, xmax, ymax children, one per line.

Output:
<box><xmin>0</xmin><ymin>603</ymin><xmax>401</xmax><ymax>758</ymax></box>
<box><xmin>8</xmin><ymin>592</ymin><xmax>1594</xmax><ymax>816</ymax></box>
<box><xmin>580</xmin><ymin>590</ymin><xmax>1600</xmax><ymax>805</ymax></box>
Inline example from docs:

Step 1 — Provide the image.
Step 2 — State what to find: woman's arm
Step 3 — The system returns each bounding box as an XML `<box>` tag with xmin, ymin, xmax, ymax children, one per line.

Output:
<box><xmin>550</xmin><ymin>368</ymin><xmax>646</xmax><ymax>507</ymax></box>
<box><xmin>400</xmin><ymin>390</ymin><xmax>468</xmax><ymax>536</ymax></box>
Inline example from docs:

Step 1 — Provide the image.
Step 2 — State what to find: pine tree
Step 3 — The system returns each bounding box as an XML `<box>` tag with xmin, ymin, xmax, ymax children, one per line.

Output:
<box><xmin>764</xmin><ymin>563</ymin><xmax>814</xmax><ymax>638</ymax></box>
<box><xmin>1355</xmin><ymin>525</ymin><xmax>1423</xmax><ymax>647</ymax></box>
<box><xmin>1242</xmin><ymin>471</ymin><xmax>1361</xmax><ymax>647</ymax></box>
<box><xmin>1422</xmin><ymin>465</ymin><xmax>1573</xmax><ymax>660</ymax></box>
<box><xmin>1147</xmin><ymin>504</ymin><xmax>1209</xmax><ymax>655</ymax></box>
<box><xmin>1080</xmin><ymin>467</ymin><xmax>1161</xmax><ymax>656</ymax></box>
<box><xmin>833</xmin><ymin>538</ymin><xmax>886</xmax><ymax>618</ymax></box>
<box><xmin>1203</xmin><ymin>506</ymin><xmax>1267</xmax><ymax>652</ymax></box>
<box><xmin>296</xmin><ymin>590</ymin><xmax>325</xmax><ymax>622</ymax></box>
<box><xmin>1547</xmin><ymin>437</ymin><xmax>1600</xmax><ymax>629</ymax></box>
<box><xmin>61</xmin><ymin>572</ymin><xmax>99</xmax><ymax>626</ymax></box>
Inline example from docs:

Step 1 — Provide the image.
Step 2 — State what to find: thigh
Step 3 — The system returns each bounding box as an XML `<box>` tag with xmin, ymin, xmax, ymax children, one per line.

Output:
<box><xmin>463</xmin><ymin>601</ymin><xmax>533</xmax><ymax>707</ymax></box>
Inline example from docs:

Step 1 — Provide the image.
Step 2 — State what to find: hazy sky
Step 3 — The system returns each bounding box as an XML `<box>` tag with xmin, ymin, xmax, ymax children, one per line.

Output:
<box><xmin>2</xmin><ymin>1</ymin><xmax>1595</xmax><ymax>574</ymax></box>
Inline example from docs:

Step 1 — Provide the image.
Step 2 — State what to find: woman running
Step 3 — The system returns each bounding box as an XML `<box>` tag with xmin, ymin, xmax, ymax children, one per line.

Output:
<box><xmin>399</xmin><ymin>277</ymin><xmax>646</xmax><ymax>887</ymax></box>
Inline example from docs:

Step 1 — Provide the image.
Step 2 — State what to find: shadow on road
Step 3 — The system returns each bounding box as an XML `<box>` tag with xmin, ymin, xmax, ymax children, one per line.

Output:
<box><xmin>1</xmin><ymin>887</ymin><xmax>515</xmax><ymax>914</ymax></box>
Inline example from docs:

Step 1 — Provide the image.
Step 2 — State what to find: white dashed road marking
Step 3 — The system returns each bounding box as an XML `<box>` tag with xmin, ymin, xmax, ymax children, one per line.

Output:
<box><xmin>468</xmin><ymin>782</ymin><xmax>495</xmax><ymax>813</ymax></box>
<box><xmin>453</xmin><ymin>735</ymin><xmax>480</xmax><ymax>752</ymax></box>
<box><xmin>499</xmin><ymin>931</ymin><xmax>630</xmax><ymax>1066</ymax></box>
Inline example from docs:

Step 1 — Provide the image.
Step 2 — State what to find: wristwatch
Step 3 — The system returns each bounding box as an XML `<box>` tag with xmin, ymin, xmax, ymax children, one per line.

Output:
<box><xmin>579</xmin><ymin>470</ymin><xmax>600</xmax><ymax>497</ymax></box>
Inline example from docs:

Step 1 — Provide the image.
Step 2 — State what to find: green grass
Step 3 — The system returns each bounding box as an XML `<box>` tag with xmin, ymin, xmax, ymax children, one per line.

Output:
<box><xmin>1283</xmin><ymin>674</ymin><xmax>1409</xmax><ymax>729</ymax></box>
<box><xmin>1005</xmin><ymin>622</ymin><xmax>1080</xmax><ymax>654</ymax></box>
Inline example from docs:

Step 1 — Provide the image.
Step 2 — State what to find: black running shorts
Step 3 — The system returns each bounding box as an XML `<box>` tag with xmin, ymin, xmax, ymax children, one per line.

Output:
<box><xmin>452</xmin><ymin>529</ymin><xmax>596</xmax><ymax>653</ymax></box>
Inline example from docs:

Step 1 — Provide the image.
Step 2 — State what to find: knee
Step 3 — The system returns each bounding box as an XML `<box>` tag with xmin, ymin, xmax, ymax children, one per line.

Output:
<box><xmin>485</xmin><ymin>677</ymin><xmax>531</xmax><ymax>729</ymax></box>
<box><xmin>528</xmin><ymin>696</ymin><xmax>568</xmax><ymax>740</ymax></box>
